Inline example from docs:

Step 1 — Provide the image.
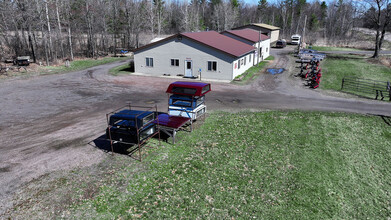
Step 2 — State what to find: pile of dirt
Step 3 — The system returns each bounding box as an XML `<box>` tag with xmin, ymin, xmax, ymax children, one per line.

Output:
<box><xmin>367</xmin><ymin>56</ymin><xmax>391</xmax><ymax>68</ymax></box>
<box><xmin>379</xmin><ymin>57</ymin><xmax>391</xmax><ymax>68</ymax></box>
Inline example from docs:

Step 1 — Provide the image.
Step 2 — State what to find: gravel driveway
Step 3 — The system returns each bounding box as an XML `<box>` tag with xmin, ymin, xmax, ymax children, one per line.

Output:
<box><xmin>1</xmin><ymin>47</ymin><xmax>390</xmax><ymax>215</ymax></box>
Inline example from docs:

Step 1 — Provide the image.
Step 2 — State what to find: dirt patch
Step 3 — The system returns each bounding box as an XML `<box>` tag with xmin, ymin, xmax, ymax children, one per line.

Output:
<box><xmin>49</xmin><ymin>137</ymin><xmax>88</xmax><ymax>151</ymax></box>
<box><xmin>366</xmin><ymin>57</ymin><xmax>391</xmax><ymax>68</ymax></box>
<box><xmin>0</xmin><ymin>166</ymin><xmax>11</xmax><ymax>173</ymax></box>
<box><xmin>86</xmin><ymin>69</ymin><xmax>94</xmax><ymax>79</ymax></box>
<box><xmin>74</xmin><ymin>90</ymin><xmax>100</xmax><ymax>97</ymax></box>
<box><xmin>379</xmin><ymin>57</ymin><xmax>391</xmax><ymax>68</ymax></box>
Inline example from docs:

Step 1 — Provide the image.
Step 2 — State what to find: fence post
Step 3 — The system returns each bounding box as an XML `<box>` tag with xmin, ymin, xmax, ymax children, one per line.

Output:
<box><xmin>341</xmin><ymin>78</ymin><xmax>345</xmax><ymax>90</ymax></box>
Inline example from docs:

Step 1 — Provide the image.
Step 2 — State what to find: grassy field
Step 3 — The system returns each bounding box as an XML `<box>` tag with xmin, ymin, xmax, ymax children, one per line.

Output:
<box><xmin>322</xmin><ymin>54</ymin><xmax>391</xmax><ymax>98</ymax></box>
<box><xmin>233</xmin><ymin>56</ymin><xmax>274</xmax><ymax>84</ymax></box>
<box><xmin>109</xmin><ymin>62</ymin><xmax>133</xmax><ymax>76</ymax></box>
<box><xmin>310</xmin><ymin>46</ymin><xmax>363</xmax><ymax>51</ymax></box>
<box><xmin>1</xmin><ymin>57</ymin><xmax>129</xmax><ymax>80</ymax></box>
<box><xmin>10</xmin><ymin>111</ymin><xmax>391</xmax><ymax>219</ymax></box>
<box><xmin>43</xmin><ymin>57</ymin><xmax>129</xmax><ymax>75</ymax></box>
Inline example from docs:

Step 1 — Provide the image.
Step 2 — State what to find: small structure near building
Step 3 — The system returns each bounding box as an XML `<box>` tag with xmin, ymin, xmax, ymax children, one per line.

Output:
<box><xmin>233</xmin><ymin>23</ymin><xmax>280</xmax><ymax>43</ymax></box>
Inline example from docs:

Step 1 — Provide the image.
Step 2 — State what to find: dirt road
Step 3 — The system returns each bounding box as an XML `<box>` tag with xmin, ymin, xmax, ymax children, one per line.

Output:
<box><xmin>1</xmin><ymin>48</ymin><xmax>390</xmax><ymax>215</ymax></box>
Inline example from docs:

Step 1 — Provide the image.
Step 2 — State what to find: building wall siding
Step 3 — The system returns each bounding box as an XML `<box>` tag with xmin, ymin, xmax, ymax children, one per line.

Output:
<box><xmin>134</xmin><ymin>37</ymin><xmax>238</xmax><ymax>81</ymax></box>
<box><xmin>269</xmin><ymin>30</ymin><xmax>280</xmax><ymax>43</ymax></box>
<box><xmin>232</xmin><ymin>53</ymin><xmax>254</xmax><ymax>79</ymax></box>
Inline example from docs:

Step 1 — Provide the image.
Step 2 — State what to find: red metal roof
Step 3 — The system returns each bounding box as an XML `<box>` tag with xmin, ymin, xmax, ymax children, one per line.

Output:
<box><xmin>166</xmin><ymin>81</ymin><xmax>211</xmax><ymax>96</ymax></box>
<box><xmin>223</xmin><ymin>29</ymin><xmax>270</xmax><ymax>43</ymax></box>
<box><xmin>181</xmin><ymin>31</ymin><xmax>255</xmax><ymax>57</ymax></box>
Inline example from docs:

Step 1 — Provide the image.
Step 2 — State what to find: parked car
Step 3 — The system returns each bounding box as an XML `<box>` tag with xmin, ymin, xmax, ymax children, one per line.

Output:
<box><xmin>275</xmin><ymin>39</ymin><xmax>287</xmax><ymax>48</ymax></box>
<box><xmin>14</xmin><ymin>56</ymin><xmax>30</xmax><ymax>66</ymax></box>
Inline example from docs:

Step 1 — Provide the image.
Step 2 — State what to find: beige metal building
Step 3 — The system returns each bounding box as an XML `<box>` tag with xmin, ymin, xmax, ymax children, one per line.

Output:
<box><xmin>233</xmin><ymin>23</ymin><xmax>280</xmax><ymax>43</ymax></box>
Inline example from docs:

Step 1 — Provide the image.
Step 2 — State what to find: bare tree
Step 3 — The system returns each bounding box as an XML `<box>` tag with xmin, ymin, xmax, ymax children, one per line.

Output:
<box><xmin>55</xmin><ymin>0</ymin><xmax>64</xmax><ymax>59</ymax></box>
<box><xmin>363</xmin><ymin>0</ymin><xmax>390</xmax><ymax>57</ymax></box>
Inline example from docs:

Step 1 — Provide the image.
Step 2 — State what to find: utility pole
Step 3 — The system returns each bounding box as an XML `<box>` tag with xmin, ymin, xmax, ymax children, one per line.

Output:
<box><xmin>302</xmin><ymin>15</ymin><xmax>307</xmax><ymax>49</ymax></box>
<box><xmin>258</xmin><ymin>30</ymin><xmax>262</xmax><ymax>65</ymax></box>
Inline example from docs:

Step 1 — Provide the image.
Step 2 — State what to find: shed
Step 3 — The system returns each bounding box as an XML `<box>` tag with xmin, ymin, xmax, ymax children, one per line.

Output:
<box><xmin>221</xmin><ymin>28</ymin><xmax>271</xmax><ymax>63</ymax></box>
<box><xmin>233</xmin><ymin>23</ymin><xmax>280</xmax><ymax>43</ymax></box>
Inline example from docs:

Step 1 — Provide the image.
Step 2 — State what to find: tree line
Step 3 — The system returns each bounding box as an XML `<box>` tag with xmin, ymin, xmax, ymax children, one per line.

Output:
<box><xmin>0</xmin><ymin>0</ymin><xmax>389</xmax><ymax>65</ymax></box>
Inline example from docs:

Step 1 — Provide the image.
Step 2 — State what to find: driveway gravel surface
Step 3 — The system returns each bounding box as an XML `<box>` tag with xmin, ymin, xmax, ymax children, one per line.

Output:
<box><xmin>1</xmin><ymin>47</ymin><xmax>390</xmax><ymax>215</ymax></box>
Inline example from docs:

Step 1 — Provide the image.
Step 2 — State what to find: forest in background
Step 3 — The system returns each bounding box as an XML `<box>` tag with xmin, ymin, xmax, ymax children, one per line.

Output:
<box><xmin>0</xmin><ymin>0</ymin><xmax>390</xmax><ymax>65</ymax></box>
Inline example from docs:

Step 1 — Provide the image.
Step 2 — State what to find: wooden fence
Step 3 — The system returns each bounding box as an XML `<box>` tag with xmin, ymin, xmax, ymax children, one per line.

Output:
<box><xmin>341</xmin><ymin>77</ymin><xmax>391</xmax><ymax>101</ymax></box>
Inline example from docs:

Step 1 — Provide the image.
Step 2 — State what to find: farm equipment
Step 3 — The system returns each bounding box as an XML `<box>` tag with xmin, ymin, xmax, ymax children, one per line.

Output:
<box><xmin>296</xmin><ymin>55</ymin><xmax>324</xmax><ymax>89</ymax></box>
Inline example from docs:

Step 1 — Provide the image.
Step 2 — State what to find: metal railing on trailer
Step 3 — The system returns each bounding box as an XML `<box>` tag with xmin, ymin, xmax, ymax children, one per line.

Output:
<box><xmin>105</xmin><ymin>104</ymin><xmax>160</xmax><ymax>161</ymax></box>
<box><xmin>341</xmin><ymin>77</ymin><xmax>391</xmax><ymax>101</ymax></box>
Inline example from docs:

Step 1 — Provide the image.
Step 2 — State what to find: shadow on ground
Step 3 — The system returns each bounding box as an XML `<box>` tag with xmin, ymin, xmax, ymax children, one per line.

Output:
<box><xmin>89</xmin><ymin>134</ymin><xmax>139</xmax><ymax>156</ymax></box>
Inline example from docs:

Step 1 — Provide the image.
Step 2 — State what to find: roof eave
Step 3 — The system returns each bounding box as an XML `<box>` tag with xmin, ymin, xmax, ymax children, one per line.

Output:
<box><xmin>132</xmin><ymin>34</ymin><xmax>179</xmax><ymax>53</ymax></box>
<box><xmin>181</xmin><ymin>34</ymin><xmax>245</xmax><ymax>58</ymax></box>
<box><xmin>221</xmin><ymin>31</ymin><xmax>257</xmax><ymax>43</ymax></box>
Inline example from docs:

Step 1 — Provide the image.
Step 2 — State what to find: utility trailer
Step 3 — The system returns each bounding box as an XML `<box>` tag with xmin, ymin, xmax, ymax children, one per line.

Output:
<box><xmin>297</xmin><ymin>49</ymin><xmax>326</xmax><ymax>61</ymax></box>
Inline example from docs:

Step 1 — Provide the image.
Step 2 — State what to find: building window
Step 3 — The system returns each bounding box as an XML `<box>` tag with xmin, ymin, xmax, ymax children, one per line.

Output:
<box><xmin>238</xmin><ymin>60</ymin><xmax>241</xmax><ymax>69</ymax></box>
<box><xmin>266</xmin><ymin>47</ymin><xmax>268</xmax><ymax>52</ymax></box>
<box><xmin>146</xmin><ymin>57</ymin><xmax>153</xmax><ymax>67</ymax></box>
<box><xmin>249</xmin><ymin>54</ymin><xmax>252</xmax><ymax>63</ymax></box>
<box><xmin>208</xmin><ymin>61</ymin><xmax>217</xmax><ymax>71</ymax></box>
<box><xmin>171</xmin><ymin>59</ymin><xmax>179</xmax><ymax>66</ymax></box>
<box><xmin>244</xmin><ymin>57</ymin><xmax>247</xmax><ymax>65</ymax></box>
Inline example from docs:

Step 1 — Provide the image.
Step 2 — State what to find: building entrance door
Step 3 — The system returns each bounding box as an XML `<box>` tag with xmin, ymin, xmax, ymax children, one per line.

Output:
<box><xmin>185</xmin><ymin>60</ymin><xmax>193</xmax><ymax>77</ymax></box>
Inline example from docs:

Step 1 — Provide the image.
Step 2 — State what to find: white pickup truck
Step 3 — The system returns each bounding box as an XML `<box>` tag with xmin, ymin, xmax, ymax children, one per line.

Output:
<box><xmin>291</xmin><ymin>34</ymin><xmax>301</xmax><ymax>45</ymax></box>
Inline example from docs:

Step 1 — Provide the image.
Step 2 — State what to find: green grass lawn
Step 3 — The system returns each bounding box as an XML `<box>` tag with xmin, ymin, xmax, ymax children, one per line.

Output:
<box><xmin>322</xmin><ymin>55</ymin><xmax>391</xmax><ymax>98</ymax></box>
<box><xmin>109</xmin><ymin>63</ymin><xmax>133</xmax><ymax>76</ymax></box>
<box><xmin>310</xmin><ymin>46</ymin><xmax>363</xmax><ymax>51</ymax></box>
<box><xmin>233</xmin><ymin>56</ymin><xmax>273</xmax><ymax>84</ymax></box>
<box><xmin>0</xmin><ymin>57</ymin><xmax>128</xmax><ymax>80</ymax></box>
<box><xmin>15</xmin><ymin>111</ymin><xmax>391</xmax><ymax>219</ymax></box>
<box><xmin>265</xmin><ymin>55</ymin><xmax>275</xmax><ymax>60</ymax></box>
<box><xmin>42</xmin><ymin>57</ymin><xmax>129</xmax><ymax>75</ymax></box>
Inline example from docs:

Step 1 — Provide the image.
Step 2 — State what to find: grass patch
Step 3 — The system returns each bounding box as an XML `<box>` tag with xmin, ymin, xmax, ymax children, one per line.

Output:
<box><xmin>9</xmin><ymin>111</ymin><xmax>391</xmax><ymax>219</ymax></box>
<box><xmin>42</xmin><ymin>57</ymin><xmax>129</xmax><ymax>75</ymax></box>
<box><xmin>265</xmin><ymin>55</ymin><xmax>275</xmax><ymax>60</ymax></box>
<box><xmin>233</xmin><ymin>60</ymin><xmax>269</xmax><ymax>84</ymax></box>
<box><xmin>310</xmin><ymin>46</ymin><xmax>363</xmax><ymax>51</ymax></box>
<box><xmin>109</xmin><ymin>63</ymin><xmax>133</xmax><ymax>76</ymax></box>
<box><xmin>322</xmin><ymin>54</ymin><xmax>391</xmax><ymax>98</ymax></box>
